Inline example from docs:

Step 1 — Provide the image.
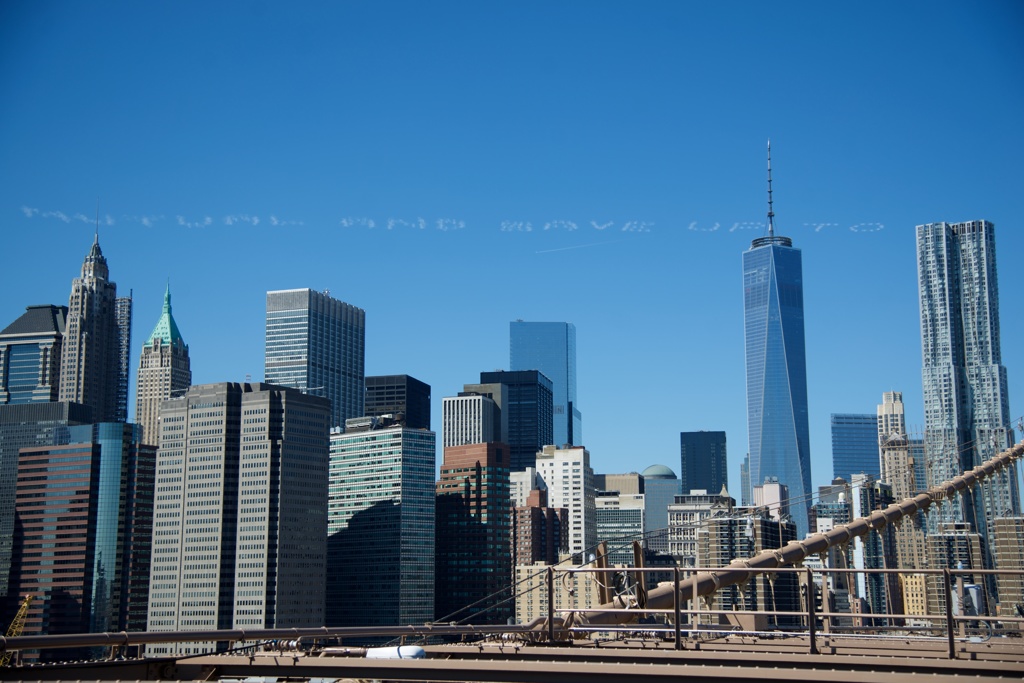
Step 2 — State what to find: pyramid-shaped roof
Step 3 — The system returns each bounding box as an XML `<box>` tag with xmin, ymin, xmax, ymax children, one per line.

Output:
<box><xmin>145</xmin><ymin>285</ymin><xmax>185</xmax><ymax>347</ymax></box>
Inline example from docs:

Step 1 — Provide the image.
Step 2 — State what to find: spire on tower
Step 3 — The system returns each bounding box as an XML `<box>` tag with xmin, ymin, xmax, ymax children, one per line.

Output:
<box><xmin>767</xmin><ymin>140</ymin><xmax>775</xmax><ymax>238</ymax></box>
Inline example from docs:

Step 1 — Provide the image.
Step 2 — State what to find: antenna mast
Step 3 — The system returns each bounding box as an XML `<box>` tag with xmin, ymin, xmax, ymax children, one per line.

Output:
<box><xmin>767</xmin><ymin>140</ymin><xmax>775</xmax><ymax>237</ymax></box>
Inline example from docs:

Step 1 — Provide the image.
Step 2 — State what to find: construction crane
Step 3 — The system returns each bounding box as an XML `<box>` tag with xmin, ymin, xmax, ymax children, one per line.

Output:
<box><xmin>1</xmin><ymin>595</ymin><xmax>33</xmax><ymax>667</ymax></box>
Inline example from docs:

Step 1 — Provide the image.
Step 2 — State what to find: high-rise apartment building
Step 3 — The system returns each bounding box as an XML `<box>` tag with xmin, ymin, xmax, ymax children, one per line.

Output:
<box><xmin>679</xmin><ymin>431</ymin><xmax>727</xmax><ymax>495</ymax></box>
<box><xmin>991</xmin><ymin>517</ymin><xmax>1024</xmax><ymax>624</ymax></box>
<box><xmin>742</xmin><ymin>146</ymin><xmax>811</xmax><ymax>538</ymax></box>
<box><xmin>917</xmin><ymin>220</ymin><xmax>1019</xmax><ymax>539</ymax></box>
<box><xmin>510</xmin><ymin>321</ymin><xmax>581</xmax><ymax>447</ymax></box>
<box><xmin>364</xmin><ymin>374</ymin><xmax>431</xmax><ymax>430</ymax></box>
<box><xmin>513</xmin><ymin>488</ymin><xmax>567</xmax><ymax>568</ymax></box>
<box><xmin>265</xmin><ymin>289</ymin><xmax>365</xmax><ymax>429</ymax></box>
<box><xmin>135</xmin><ymin>286</ymin><xmax>190</xmax><ymax>445</ymax></box>
<box><xmin>831</xmin><ymin>414</ymin><xmax>879</xmax><ymax>482</ymax></box>
<box><xmin>535</xmin><ymin>445</ymin><xmax>595</xmax><ymax>559</ymax></box>
<box><xmin>9</xmin><ymin>423</ymin><xmax>154</xmax><ymax>651</ymax></box>
<box><xmin>435</xmin><ymin>442</ymin><xmax>512</xmax><ymax>625</ymax></box>
<box><xmin>147</xmin><ymin>383</ymin><xmax>330</xmax><ymax>655</ymax></box>
<box><xmin>0</xmin><ymin>305</ymin><xmax>67</xmax><ymax>405</ymax></box>
<box><xmin>877</xmin><ymin>392</ymin><xmax>927</xmax><ymax>571</ymax></box>
<box><xmin>59</xmin><ymin>236</ymin><xmax>131</xmax><ymax>422</ymax></box>
<box><xmin>0</xmin><ymin>402</ymin><xmax>93</xmax><ymax>600</ymax></box>
<box><xmin>479</xmin><ymin>370</ymin><xmax>554</xmax><ymax>471</ymax></box>
<box><xmin>877</xmin><ymin>391</ymin><xmax>907</xmax><ymax>443</ymax></box>
<box><xmin>327</xmin><ymin>416</ymin><xmax>435</xmax><ymax>630</ymax></box>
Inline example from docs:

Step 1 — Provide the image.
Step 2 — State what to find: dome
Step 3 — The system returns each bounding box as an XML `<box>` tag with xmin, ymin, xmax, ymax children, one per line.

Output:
<box><xmin>641</xmin><ymin>464</ymin><xmax>677</xmax><ymax>479</ymax></box>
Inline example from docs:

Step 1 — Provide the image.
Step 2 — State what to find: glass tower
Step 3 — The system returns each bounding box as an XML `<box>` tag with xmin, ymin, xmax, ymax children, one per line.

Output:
<box><xmin>679</xmin><ymin>430</ymin><xmax>728</xmax><ymax>495</ymax></box>
<box><xmin>742</xmin><ymin>146</ymin><xmax>812</xmax><ymax>538</ymax></box>
<box><xmin>830</xmin><ymin>414</ymin><xmax>879</xmax><ymax>482</ymax></box>
<box><xmin>327</xmin><ymin>419</ymin><xmax>436</xmax><ymax>630</ymax></box>
<box><xmin>265</xmin><ymin>289</ymin><xmax>365</xmax><ymax>429</ymax></box>
<box><xmin>510</xmin><ymin>321</ymin><xmax>581</xmax><ymax>447</ymax></box>
<box><xmin>917</xmin><ymin>220</ymin><xmax>1019</xmax><ymax>540</ymax></box>
<box><xmin>0</xmin><ymin>305</ymin><xmax>67</xmax><ymax>405</ymax></box>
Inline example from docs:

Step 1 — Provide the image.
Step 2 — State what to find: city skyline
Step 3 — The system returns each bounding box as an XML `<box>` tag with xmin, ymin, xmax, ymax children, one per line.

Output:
<box><xmin>2</xmin><ymin>2</ymin><xmax>1023</xmax><ymax>494</ymax></box>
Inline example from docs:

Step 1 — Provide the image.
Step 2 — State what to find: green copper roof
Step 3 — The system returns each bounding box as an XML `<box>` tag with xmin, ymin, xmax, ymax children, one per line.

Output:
<box><xmin>145</xmin><ymin>284</ymin><xmax>185</xmax><ymax>347</ymax></box>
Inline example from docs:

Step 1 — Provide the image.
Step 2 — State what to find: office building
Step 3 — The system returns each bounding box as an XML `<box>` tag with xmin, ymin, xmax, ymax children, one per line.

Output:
<box><xmin>442</xmin><ymin>392</ymin><xmax>501</xmax><ymax>448</ymax></box>
<box><xmin>595</xmin><ymin>472</ymin><xmax>643</xmax><ymax>496</ymax></box>
<box><xmin>134</xmin><ymin>285</ymin><xmax>191</xmax><ymax>445</ymax></box>
<box><xmin>877</xmin><ymin>391</ymin><xmax>906</xmax><ymax>444</ymax></box>
<box><xmin>435</xmin><ymin>442</ymin><xmax>512</xmax><ymax>625</ymax></box>
<box><xmin>364</xmin><ymin>374</ymin><xmax>431</xmax><ymax>430</ymax></box>
<box><xmin>668</xmin><ymin>487</ymin><xmax>735</xmax><ymax>567</ymax></box>
<box><xmin>752</xmin><ymin>477</ymin><xmax>789</xmax><ymax>522</ymax></box>
<box><xmin>831</xmin><ymin>414</ymin><xmax>879</xmax><ymax>482</ymax></box>
<box><xmin>992</xmin><ymin>517</ymin><xmax>1024</xmax><ymax>623</ymax></box>
<box><xmin>641</xmin><ymin>464</ymin><xmax>680</xmax><ymax>554</ymax></box>
<box><xmin>514</xmin><ymin>558</ymin><xmax>602</xmax><ymax>625</ymax></box>
<box><xmin>327</xmin><ymin>416</ymin><xmax>435</xmax><ymax>629</ymax></box>
<box><xmin>679</xmin><ymin>431</ymin><xmax>727</xmax><ymax>495</ymax></box>
<box><xmin>8</xmin><ymin>424</ymin><xmax>154</xmax><ymax>652</ymax></box>
<box><xmin>917</xmin><ymin>220</ymin><xmax>1019</xmax><ymax>540</ymax></box>
<box><xmin>0</xmin><ymin>401</ymin><xmax>93</xmax><ymax>600</ymax></box>
<box><xmin>510</xmin><ymin>467</ymin><xmax>545</xmax><ymax>508</ymax></box>
<box><xmin>460</xmin><ymin>380</ymin><xmax>509</xmax><ymax>443</ymax></box>
<box><xmin>595</xmin><ymin>490</ymin><xmax>645</xmax><ymax>565</ymax></box>
<box><xmin>535</xmin><ymin>445</ymin><xmax>595</xmax><ymax>559</ymax></box>
<box><xmin>848</xmin><ymin>474</ymin><xmax>900</xmax><ymax>622</ymax></box>
<box><xmin>479</xmin><ymin>370</ymin><xmax>554</xmax><ymax>471</ymax></box>
<box><xmin>925</xmin><ymin>522</ymin><xmax>988</xmax><ymax>619</ymax></box>
<box><xmin>739</xmin><ymin>453</ymin><xmax>751</xmax><ymax>506</ymax></box>
<box><xmin>742</xmin><ymin>147</ymin><xmax>812</xmax><ymax>537</ymax></box>
<box><xmin>58</xmin><ymin>236</ymin><xmax>131</xmax><ymax>422</ymax></box>
<box><xmin>0</xmin><ymin>305</ymin><xmax>67</xmax><ymax>405</ymax></box>
<box><xmin>147</xmin><ymin>383</ymin><xmax>330</xmax><ymax>655</ymax></box>
<box><xmin>510</xmin><ymin>321</ymin><xmax>581</xmax><ymax>447</ymax></box>
<box><xmin>697</xmin><ymin>511</ymin><xmax>799</xmax><ymax>627</ymax></box>
<box><xmin>265</xmin><ymin>288</ymin><xmax>365</xmax><ymax>429</ymax></box>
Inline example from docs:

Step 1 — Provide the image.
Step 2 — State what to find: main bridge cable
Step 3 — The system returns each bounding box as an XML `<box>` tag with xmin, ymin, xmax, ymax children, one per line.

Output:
<box><xmin>577</xmin><ymin>439</ymin><xmax>1024</xmax><ymax>627</ymax></box>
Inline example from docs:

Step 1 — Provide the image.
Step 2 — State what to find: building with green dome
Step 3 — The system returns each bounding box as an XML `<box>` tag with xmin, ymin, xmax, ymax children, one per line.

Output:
<box><xmin>135</xmin><ymin>285</ymin><xmax>190</xmax><ymax>445</ymax></box>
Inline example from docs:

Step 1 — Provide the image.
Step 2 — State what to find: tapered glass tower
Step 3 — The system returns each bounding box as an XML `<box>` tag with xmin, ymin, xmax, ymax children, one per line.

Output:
<box><xmin>917</xmin><ymin>220</ymin><xmax>1018</xmax><ymax>540</ymax></box>
<box><xmin>742</xmin><ymin>143</ymin><xmax>812</xmax><ymax>538</ymax></box>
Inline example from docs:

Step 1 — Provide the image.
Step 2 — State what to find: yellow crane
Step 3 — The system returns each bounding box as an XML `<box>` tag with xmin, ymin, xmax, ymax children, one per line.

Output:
<box><xmin>1</xmin><ymin>594</ymin><xmax>32</xmax><ymax>667</ymax></box>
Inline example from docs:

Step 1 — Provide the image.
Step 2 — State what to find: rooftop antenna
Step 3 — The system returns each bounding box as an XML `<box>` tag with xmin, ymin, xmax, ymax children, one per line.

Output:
<box><xmin>95</xmin><ymin>199</ymin><xmax>100</xmax><ymax>243</ymax></box>
<box><xmin>766</xmin><ymin>140</ymin><xmax>775</xmax><ymax>237</ymax></box>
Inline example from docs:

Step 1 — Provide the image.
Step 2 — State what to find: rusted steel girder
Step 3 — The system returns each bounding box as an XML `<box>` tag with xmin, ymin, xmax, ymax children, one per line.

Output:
<box><xmin>578</xmin><ymin>442</ymin><xmax>1024</xmax><ymax>627</ymax></box>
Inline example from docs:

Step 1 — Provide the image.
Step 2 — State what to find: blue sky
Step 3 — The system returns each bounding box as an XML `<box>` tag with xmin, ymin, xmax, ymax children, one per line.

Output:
<box><xmin>2</xmin><ymin>1</ymin><xmax>1023</xmax><ymax>493</ymax></box>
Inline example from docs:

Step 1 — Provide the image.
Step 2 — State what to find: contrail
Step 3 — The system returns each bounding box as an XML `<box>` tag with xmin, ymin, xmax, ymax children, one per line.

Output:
<box><xmin>535</xmin><ymin>240</ymin><xmax>622</xmax><ymax>254</ymax></box>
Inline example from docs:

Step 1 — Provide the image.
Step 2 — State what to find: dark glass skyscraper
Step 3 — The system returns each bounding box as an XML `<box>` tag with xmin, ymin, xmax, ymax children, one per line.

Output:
<box><xmin>742</xmin><ymin>145</ymin><xmax>811</xmax><ymax>538</ymax></box>
<box><xmin>364</xmin><ymin>374</ymin><xmax>431</xmax><ymax>430</ymax></box>
<box><xmin>265</xmin><ymin>289</ymin><xmax>365</xmax><ymax>429</ymax></box>
<box><xmin>509</xmin><ymin>321</ymin><xmax>580</xmax><ymax>447</ymax></box>
<box><xmin>479</xmin><ymin>370</ymin><xmax>554</xmax><ymax>471</ymax></box>
<box><xmin>679</xmin><ymin>430</ymin><xmax>728</xmax><ymax>495</ymax></box>
<box><xmin>830</xmin><ymin>413</ymin><xmax>879</xmax><ymax>482</ymax></box>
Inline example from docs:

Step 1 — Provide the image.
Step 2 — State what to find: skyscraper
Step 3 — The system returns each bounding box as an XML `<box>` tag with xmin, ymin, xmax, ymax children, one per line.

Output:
<box><xmin>480</xmin><ymin>370</ymin><xmax>554</xmax><ymax>472</ymax></box>
<box><xmin>0</xmin><ymin>402</ymin><xmax>93</xmax><ymax>601</ymax></box>
<box><xmin>9</xmin><ymin>423</ymin><xmax>155</xmax><ymax>650</ymax></box>
<box><xmin>917</xmin><ymin>220</ymin><xmax>1019</xmax><ymax>539</ymax></box>
<box><xmin>742</xmin><ymin>144</ymin><xmax>812</xmax><ymax>537</ymax></box>
<box><xmin>327</xmin><ymin>416</ymin><xmax>435</xmax><ymax>630</ymax></box>
<box><xmin>535</xmin><ymin>445</ymin><xmax>595</xmax><ymax>559</ymax></box>
<box><xmin>830</xmin><ymin>414</ymin><xmax>879</xmax><ymax>482</ymax></box>
<box><xmin>510</xmin><ymin>321</ymin><xmax>581</xmax><ymax>447</ymax></box>
<box><xmin>147</xmin><ymin>383</ymin><xmax>330</xmax><ymax>655</ymax></box>
<box><xmin>442</xmin><ymin>392</ymin><xmax>502</xmax><ymax>448</ymax></box>
<box><xmin>364</xmin><ymin>374</ymin><xmax>431</xmax><ymax>430</ymax></box>
<box><xmin>59</xmin><ymin>235</ymin><xmax>131</xmax><ymax>422</ymax></box>
<box><xmin>265</xmin><ymin>289</ymin><xmax>365</xmax><ymax>429</ymax></box>
<box><xmin>0</xmin><ymin>305</ymin><xmax>67</xmax><ymax>405</ymax></box>
<box><xmin>435</xmin><ymin>442</ymin><xmax>512</xmax><ymax>624</ymax></box>
<box><xmin>679</xmin><ymin>431</ymin><xmax>728</xmax><ymax>495</ymax></box>
<box><xmin>135</xmin><ymin>285</ymin><xmax>190</xmax><ymax>445</ymax></box>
